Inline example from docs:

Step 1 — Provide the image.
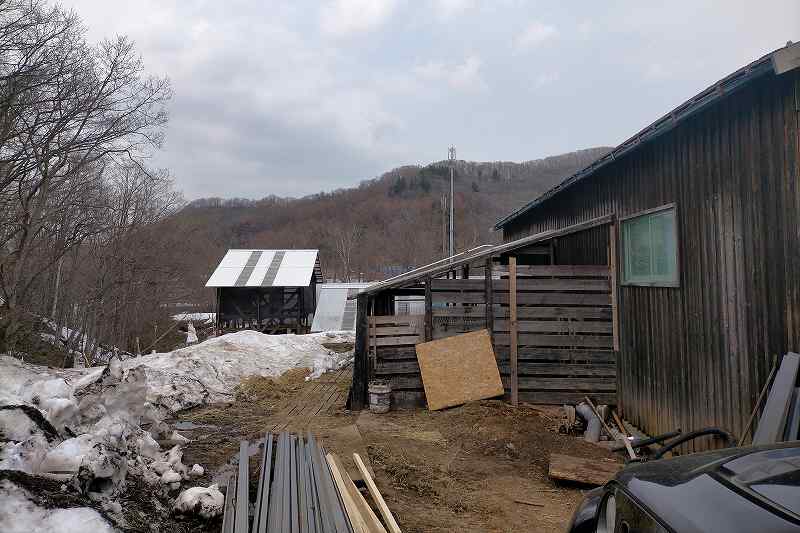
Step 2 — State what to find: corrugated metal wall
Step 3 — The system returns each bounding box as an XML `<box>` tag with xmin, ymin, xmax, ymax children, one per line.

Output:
<box><xmin>502</xmin><ymin>70</ymin><xmax>800</xmax><ymax>450</ymax></box>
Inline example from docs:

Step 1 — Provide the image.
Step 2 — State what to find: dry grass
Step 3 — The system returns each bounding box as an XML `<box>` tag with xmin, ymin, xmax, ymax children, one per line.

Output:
<box><xmin>180</xmin><ymin>368</ymin><xmax>312</xmax><ymax>472</ymax></box>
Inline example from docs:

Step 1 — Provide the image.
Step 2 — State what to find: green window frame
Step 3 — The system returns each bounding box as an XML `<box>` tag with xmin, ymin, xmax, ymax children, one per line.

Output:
<box><xmin>621</xmin><ymin>204</ymin><xmax>679</xmax><ymax>287</ymax></box>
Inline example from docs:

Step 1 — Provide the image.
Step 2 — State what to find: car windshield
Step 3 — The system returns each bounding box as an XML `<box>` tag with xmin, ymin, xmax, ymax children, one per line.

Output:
<box><xmin>722</xmin><ymin>447</ymin><xmax>800</xmax><ymax>515</ymax></box>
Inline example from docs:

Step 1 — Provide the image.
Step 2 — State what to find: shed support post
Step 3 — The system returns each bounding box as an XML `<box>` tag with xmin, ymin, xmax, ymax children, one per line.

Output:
<box><xmin>484</xmin><ymin>257</ymin><xmax>494</xmax><ymax>342</ymax></box>
<box><xmin>424</xmin><ymin>277</ymin><xmax>433</xmax><ymax>341</ymax></box>
<box><xmin>351</xmin><ymin>294</ymin><xmax>370</xmax><ymax>410</ymax></box>
<box><xmin>509</xmin><ymin>255</ymin><xmax>518</xmax><ymax>407</ymax></box>
<box><xmin>609</xmin><ymin>223</ymin><xmax>620</xmax><ymax>352</ymax></box>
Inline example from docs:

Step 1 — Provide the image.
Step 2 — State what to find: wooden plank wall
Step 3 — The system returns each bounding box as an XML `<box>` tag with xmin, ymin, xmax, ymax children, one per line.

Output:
<box><xmin>369</xmin><ymin>315</ymin><xmax>426</xmax><ymax>408</ymax></box>
<box><xmin>500</xmin><ymin>70</ymin><xmax>800</xmax><ymax>451</ymax></box>
<box><xmin>493</xmin><ymin>265</ymin><xmax>615</xmax><ymax>405</ymax></box>
<box><xmin>368</xmin><ymin>265</ymin><xmax>616</xmax><ymax>407</ymax></box>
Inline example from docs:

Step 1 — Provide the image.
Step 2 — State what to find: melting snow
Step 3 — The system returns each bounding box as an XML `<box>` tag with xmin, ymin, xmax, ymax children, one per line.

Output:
<box><xmin>0</xmin><ymin>330</ymin><xmax>354</xmax><ymax>523</ymax></box>
<box><xmin>0</xmin><ymin>480</ymin><xmax>117</xmax><ymax>532</ymax></box>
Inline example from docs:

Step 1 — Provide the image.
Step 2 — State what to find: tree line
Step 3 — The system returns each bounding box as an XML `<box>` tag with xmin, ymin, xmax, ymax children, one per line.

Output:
<box><xmin>0</xmin><ymin>1</ymin><xmax>185</xmax><ymax>363</ymax></box>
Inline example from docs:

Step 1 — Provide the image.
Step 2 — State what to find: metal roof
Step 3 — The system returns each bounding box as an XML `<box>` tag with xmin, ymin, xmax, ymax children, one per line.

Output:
<box><xmin>310</xmin><ymin>283</ymin><xmax>370</xmax><ymax>332</ymax></box>
<box><xmin>358</xmin><ymin>214</ymin><xmax>612</xmax><ymax>296</ymax></box>
<box><xmin>494</xmin><ymin>41</ymin><xmax>800</xmax><ymax>230</ymax></box>
<box><xmin>205</xmin><ymin>249</ymin><xmax>321</xmax><ymax>288</ymax></box>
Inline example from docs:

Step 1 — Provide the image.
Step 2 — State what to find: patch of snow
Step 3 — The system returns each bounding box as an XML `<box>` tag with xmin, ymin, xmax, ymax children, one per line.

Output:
<box><xmin>161</xmin><ymin>470</ymin><xmax>181</xmax><ymax>484</ymax></box>
<box><xmin>172</xmin><ymin>312</ymin><xmax>215</xmax><ymax>322</ymax></box>
<box><xmin>0</xmin><ymin>480</ymin><xmax>117</xmax><ymax>532</ymax></box>
<box><xmin>0</xmin><ymin>409</ymin><xmax>38</xmax><ymax>442</ymax></box>
<box><xmin>173</xmin><ymin>483</ymin><xmax>224</xmax><ymax>518</ymax></box>
<box><xmin>186</xmin><ymin>323</ymin><xmax>198</xmax><ymax>344</ymax></box>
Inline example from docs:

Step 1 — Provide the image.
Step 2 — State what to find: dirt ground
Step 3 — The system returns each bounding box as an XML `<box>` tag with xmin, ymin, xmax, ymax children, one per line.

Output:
<box><xmin>176</xmin><ymin>365</ymin><xmax>621</xmax><ymax>533</ymax></box>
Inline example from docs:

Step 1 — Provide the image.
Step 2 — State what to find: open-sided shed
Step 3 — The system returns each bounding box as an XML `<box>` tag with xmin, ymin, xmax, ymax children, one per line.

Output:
<box><xmin>206</xmin><ymin>249</ymin><xmax>323</xmax><ymax>334</ymax></box>
<box><xmin>349</xmin><ymin>216</ymin><xmax>619</xmax><ymax>410</ymax></box>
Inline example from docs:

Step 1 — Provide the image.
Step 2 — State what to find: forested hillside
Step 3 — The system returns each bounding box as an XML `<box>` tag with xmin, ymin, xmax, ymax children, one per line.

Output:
<box><xmin>174</xmin><ymin>147</ymin><xmax>610</xmax><ymax>305</ymax></box>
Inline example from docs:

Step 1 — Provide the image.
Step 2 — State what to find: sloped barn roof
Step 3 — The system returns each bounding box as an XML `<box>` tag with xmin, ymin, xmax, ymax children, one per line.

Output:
<box><xmin>205</xmin><ymin>249</ymin><xmax>322</xmax><ymax>288</ymax></box>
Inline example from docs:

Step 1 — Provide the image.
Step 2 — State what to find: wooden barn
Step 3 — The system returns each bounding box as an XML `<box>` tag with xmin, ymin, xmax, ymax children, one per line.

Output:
<box><xmin>490</xmin><ymin>42</ymin><xmax>800</xmax><ymax>450</ymax></box>
<box><xmin>349</xmin><ymin>42</ymin><xmax>800</xmax><ymax>451</ymax></box>
<box><xmin>206</xmin><ymin>249</ymin><xmax>323</xmax><ymax>334</ymax></box>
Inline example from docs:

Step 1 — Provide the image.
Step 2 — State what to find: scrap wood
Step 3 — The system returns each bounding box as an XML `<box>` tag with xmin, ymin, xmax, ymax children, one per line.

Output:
<box><xmin>548</xmin><ymin>453</ymin><xmax>621</xmax><ymax>487</ymax></box>
<box><xmin>513</xmin><ymin>499</ymin><xmax>544</xmax><ymax>507</ymax></box>
<box><xmin>739</xmin><ymin>355</ymin><xmax>778</xmax><ymax>446</ymax></box>
<box><xmin>328</xmin><ymin>453</ymin><xmax>387</xmax><ymax>533</ymax></box>
<box><xmin>753</xmin><ymin>352</ymin><xmax>800</xmax><ymax>445</ymax></box>
<box><xmin>610</xmin><ymin>409</ymin><xmax>636</xmax><ymax>460</ymax></box>
<box><xmin>415</xmin><ymin>329</ymin><xmax>503</xmax><ymax>411</ymax></box>
<box><xmin>353</xmin><ymin>452</ymin><xmax>402</xmax><ymax>533</ymax></box>
<box><xmin>584</xmin><ymin>396</ymin><xmax>635</xmax><ymax>460</ymax></box>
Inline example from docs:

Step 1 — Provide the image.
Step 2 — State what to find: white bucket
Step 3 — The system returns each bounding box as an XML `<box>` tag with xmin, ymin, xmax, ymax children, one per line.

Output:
<box><xmin>368</xmin><ymin>380</ymin><xmax>391</xmax><ymax>414</ymax></box>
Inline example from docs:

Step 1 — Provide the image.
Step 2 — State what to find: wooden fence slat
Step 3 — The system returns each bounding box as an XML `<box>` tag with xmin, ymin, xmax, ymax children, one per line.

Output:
<box><xmin>494</xmin><ymin>347</ymin><xmax>616</xmax><ymax>363</ymax></box>
<box><xmin>494</xmin><ymin>333</ymin><xmax>614</xmax><ymax>348</ymax></box>
<box><xmin>372</xmin><ymin>336</ymin><xmax>423</xmax><ymax>347</ymax></box>
<box><xmin>520</xmin><ymin>391</ymin><xmax>616</xmax><ymax>405</ymax></box>
<box><xmin>494</xmin><ymin>306</ymin><xmax>612</xmax><ymax>319</ymax></box>
<box><xmin>433</xmin><ymin>306</ymin><xmax>487</xmax><ymax>317</ymax></box>
<box><xmin>370</xmin><ymin>325</ymin><xmax>423</xmax><ymax>336</ymax></box>
<box><xmin>374</xmin><ymin>360</ymin><xmax>420</xmax><ymax>374</ymax></box>
<box><xmin>513</xmin><ymin>279</ymin><xmax>610</xmax><ymax>292</ymax></box>
<box><xmin>497</xmin><ymin>363</ymin><xmax>617</xmax><ymax>378</ymax></box>
<box><xmin>431</xmin><ymin>291</ymin><xmax>487</xmax><ymax>304</ymax></box>
<box><xmin>501</xmin><ymin>376</ymin><xmax>617</xmax><ymax>391</ymax></box>
<box><xmin>510</xmin><ymin>256</ymin><xmax>518</xmax><ymax>407</ymax></box>
<box><xmin>494</xmin><ymin>265</ymin><xmax>611</xmax><ymax>277</ymax></box>
<box><xmin>430</xmin><ymin>279</ymin><xmax>486</xmax><ymax>290</ymax></box>
<box><xmin>433</xmin><ymin>291</ymin><xmax>611</xmax><ymax>306</ymax></box>
<box><xmin>432</xmin><ymin>278</ymin><xmax>610</xmax><ymax>292</ymax></box>
<box><xmin>369</xmin><ymin>315</ymin><xmax>424</xmax><ymax>325</ymax></box>
<box><xmin>494</xmin><ymin>320</ymin><xmax>613</xmax><ymax>334</ymax></box>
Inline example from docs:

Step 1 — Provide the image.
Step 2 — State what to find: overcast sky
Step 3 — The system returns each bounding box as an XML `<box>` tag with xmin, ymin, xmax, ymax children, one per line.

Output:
<box><xmin>62</xmin><ymin>0</ymin><xmax>798</xmax><ymax>200</ymax></box>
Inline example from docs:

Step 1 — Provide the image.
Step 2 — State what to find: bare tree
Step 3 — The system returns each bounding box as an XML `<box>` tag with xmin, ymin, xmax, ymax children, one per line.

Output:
<box><xmin>0</xmin><ymin>1</ymin><xmax>172</xmax><ymax>354</ymax></box>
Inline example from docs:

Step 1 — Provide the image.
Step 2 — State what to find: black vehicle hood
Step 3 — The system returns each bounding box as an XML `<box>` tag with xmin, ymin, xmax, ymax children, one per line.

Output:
<box><xmin>613</xmin><ymin>443</ymin><xmax>800</xmax><ymax>533</ymax></box>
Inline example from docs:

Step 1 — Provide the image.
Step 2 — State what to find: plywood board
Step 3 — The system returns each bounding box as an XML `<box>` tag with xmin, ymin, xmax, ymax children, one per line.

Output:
<box><xmin>548</xmin><ymin>453</ymin><xmax>621</xmax><ymax>486</ymax></box>
<box><xmin>415</xmin><ymin>329</ymin><xmax>504</xmax><ymax>411</ymax></box>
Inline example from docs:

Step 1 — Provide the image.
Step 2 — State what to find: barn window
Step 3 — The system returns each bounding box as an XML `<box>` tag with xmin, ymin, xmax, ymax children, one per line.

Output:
<box><xmin>621</xmin><ymin>205</ymin><xmax>678</xmax><ymax>286</ymax></box>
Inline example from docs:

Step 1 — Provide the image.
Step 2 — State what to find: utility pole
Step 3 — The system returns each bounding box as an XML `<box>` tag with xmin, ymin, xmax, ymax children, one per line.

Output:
<box><xmin>448</xmin><ymin>146</ymin><xmax>456</xmax><ymax>259</ymax></box>
<box><xmin>441</xmin><ymin>194</ymin><xmax>447</xmax><ymax>256</ymax></box>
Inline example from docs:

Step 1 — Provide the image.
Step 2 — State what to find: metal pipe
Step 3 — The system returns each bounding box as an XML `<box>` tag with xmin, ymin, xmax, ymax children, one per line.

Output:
<box><xmin>610</xmin><ymin>429</ymin><xmax>682</xmax><ymax>452</ymax></box>
<box><xmin>653</xmin><ymin>428</ymin><xmax>736</xmax><ymax>460</ymax></box>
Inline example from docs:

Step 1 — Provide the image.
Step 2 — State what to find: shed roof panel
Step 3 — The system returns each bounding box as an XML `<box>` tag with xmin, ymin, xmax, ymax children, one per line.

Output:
<box><xmin>205</xmin><ymin>249</ymin><xmax>319</xmax><ymax>287</ymax></box>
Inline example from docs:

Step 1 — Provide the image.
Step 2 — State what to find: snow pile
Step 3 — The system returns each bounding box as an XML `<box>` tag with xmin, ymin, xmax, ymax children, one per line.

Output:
<box><xmin>124</xmin><ymin>330</ymin><xmax>353</xmax><ymax>412</ymax></box>
<box><xmin>0</xmin><ymin>480</ymin><xmax>117</xmax><ymax>532</ymax></box>
<box><xmin>0</xmin><ymin>330</ymin><xmax>354</xmax><ymax>522</ymax></box>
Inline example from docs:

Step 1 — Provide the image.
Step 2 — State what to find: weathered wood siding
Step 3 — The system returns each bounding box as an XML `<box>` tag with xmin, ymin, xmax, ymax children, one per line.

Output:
<box><xmin>502</xmin><ymin>70</ymin><xmax>800</xmax><ymax>450</ymax></box>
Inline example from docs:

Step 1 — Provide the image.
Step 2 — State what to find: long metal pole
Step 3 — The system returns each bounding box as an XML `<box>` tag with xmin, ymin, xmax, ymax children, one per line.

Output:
<box><xmin>449</xmin><ymin>165</ymin><xmax>454</xmax><ymax>259</ymax></box>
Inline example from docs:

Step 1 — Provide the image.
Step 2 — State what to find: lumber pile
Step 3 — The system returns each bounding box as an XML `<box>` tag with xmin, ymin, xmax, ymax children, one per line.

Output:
<box><xmin>221</xmin><ymin>432</ymin><xmax>401</xmax><ymax>533</ymax></box>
